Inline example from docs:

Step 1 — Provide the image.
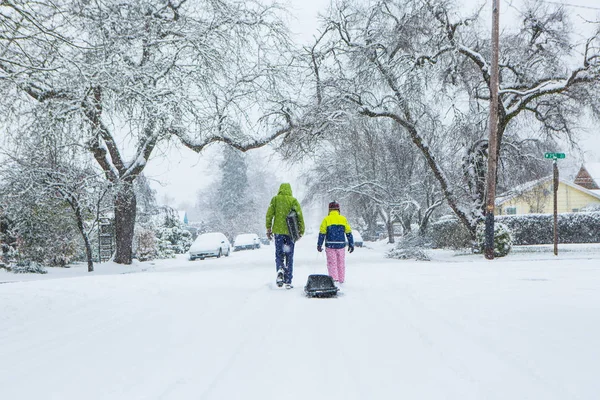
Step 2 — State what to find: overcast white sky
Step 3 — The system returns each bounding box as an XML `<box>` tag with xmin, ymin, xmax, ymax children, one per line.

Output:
<box><xmin>145</xmin><ymin>0</ymin><xmax>600</xmax><ymax>207</ymax></box>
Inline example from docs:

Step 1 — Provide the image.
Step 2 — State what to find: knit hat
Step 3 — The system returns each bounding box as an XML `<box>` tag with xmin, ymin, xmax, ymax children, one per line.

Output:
<box><xmin>328</xmin><ymin>201</ymin><xmax>340</xmax><ymax>210</ymax></box>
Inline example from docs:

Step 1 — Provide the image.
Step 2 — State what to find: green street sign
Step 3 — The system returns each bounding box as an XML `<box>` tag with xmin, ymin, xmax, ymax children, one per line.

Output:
<box><xmin>544</xmin><ymin>152</ymin><xmax>566</xmax><ymax>159</ymax></box>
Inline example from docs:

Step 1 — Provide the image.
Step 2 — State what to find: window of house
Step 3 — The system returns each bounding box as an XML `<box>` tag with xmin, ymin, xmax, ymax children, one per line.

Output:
<box><xmin>572</xmin><ymin>208</ymin><xmax>579</xmax><ymax>213</ymax></box>
<box><xmin>506</xmin><ymin>207</ymin><xmax>517</xmax><ymax>215</ymax></box>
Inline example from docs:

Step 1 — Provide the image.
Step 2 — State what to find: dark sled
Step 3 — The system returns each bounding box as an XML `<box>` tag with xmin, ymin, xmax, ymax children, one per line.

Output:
<box><xmin>304</xmin><ymin>274</ymin><xmax>339</xmax><ymax>298</ymax></box>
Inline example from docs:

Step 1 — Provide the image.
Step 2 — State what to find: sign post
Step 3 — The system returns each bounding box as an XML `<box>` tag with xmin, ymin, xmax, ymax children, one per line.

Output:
<box><xmin>553</xmin><ymin>159</ymin><xmax>558</xmax><ymax>256</ymax></box>
<box><xmin>545</xmin><ymin>153</ymin><xmax>565</xmax><ymax>255</ymax></box>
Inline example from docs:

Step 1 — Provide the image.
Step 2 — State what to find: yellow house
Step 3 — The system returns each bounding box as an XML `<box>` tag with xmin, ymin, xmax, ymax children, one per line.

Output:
<box><xmin>495</xmin><ymin>176</ymin><xmax>600</xmax><ymax>216</ymax></box>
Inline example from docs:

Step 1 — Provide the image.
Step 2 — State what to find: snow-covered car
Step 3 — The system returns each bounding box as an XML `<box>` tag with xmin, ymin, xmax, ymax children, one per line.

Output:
<box><xmin>233</xmin><ymin>233</ymin><xmax>261</xmax><ymax>251</ymax></box>
<box><xmin>352</xmin><ymin>230</ymin><xmax>364</xmax><ymax>247</ymax></box>
<box><xmin>188</xmin><ymin>232</ymin><xmax>231</xmax><ymax>260</ymax></box>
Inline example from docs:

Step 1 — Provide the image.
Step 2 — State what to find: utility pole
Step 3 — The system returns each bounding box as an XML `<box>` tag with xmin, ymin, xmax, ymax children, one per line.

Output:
<box><xmin>484</xmin><ymin>0</ymin><xmax>500</xmax><ymax>260</ymax></box>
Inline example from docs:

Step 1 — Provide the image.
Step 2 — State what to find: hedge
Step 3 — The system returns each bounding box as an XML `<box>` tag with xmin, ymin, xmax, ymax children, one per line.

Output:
<box><xmin>429</xmin><ymin>212</ymin><xmax>600</xmax><ymax>248</ymax></box>
<box><xmin>496</xmin><ymin>212</ymin><xmax>600</xmax><ymax>245</ymax></box>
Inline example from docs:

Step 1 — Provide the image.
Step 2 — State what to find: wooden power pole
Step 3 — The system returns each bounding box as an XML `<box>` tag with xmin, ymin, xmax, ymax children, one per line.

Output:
<box><xmin>484</xmin><ymin>0</ymin><xmax>500</xmax><ymax>260</ymax></box>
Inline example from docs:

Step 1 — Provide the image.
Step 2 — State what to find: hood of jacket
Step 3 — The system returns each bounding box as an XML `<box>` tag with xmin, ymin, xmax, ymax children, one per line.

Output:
<box><xmin>277</xmin><ymin>183</ymin><xmax>293</xmax><ymax>196</ymax></box>
<box><xmin>266</xmin><ymin>183</ymin><xmax>304</xmax><ymax>236</ymax></box>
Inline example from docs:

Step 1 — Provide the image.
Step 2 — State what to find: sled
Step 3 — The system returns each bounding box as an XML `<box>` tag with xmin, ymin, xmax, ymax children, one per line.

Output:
<box><xmin>286</xmin><ymin>208</ymin><xmax>300</xmax><ymax>242</ymax></box>
<box><xmin>304</xmin><ymin>274</ymin><xmax>339</xmax><ymax>298</ymax></box>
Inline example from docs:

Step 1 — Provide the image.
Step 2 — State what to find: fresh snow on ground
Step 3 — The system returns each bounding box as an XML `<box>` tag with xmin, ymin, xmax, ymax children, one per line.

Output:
<box><xmin>1</xmin><ymin>236</ymin><xmax>600</xmax><ymax>399</ymax></box>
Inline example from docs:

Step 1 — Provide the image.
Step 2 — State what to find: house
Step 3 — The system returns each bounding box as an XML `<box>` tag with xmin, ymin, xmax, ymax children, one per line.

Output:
<box><xmin>574</xmin><ymin>163</ymin><xmax>600</xmax><ymax>191</ymax></box>
<box><xmin>495</xmin><ymin>175</ymin><xmax>600</xmax><ymax>216</ymax></box>
<box><xmin>177</xmin><ymin>210</ymin><xmax>189</xmax><ymax>225</ymax></box>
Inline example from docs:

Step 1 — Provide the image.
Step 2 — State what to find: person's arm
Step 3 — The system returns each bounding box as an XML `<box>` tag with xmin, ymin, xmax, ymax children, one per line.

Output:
<box><xmin>344</xmin><ymin>218</ymin><xmax>354</xmax><ymax>250</ymax></box>
<box><xmin>317</xmin><ymin>217</ymin><xmax>327</xmax><ymax>251</ymax></box>
<box><xmin>265</xmin><ymin>199</ymin><xmax>275</xmax><ymax>238</ymax></box>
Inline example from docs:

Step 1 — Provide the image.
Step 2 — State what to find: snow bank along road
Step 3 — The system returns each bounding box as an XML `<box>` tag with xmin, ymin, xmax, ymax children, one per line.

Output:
<box><xmin>1</xmin><ymin>236</ymin><xmax>599</xmax><ymax>399</ymax></box>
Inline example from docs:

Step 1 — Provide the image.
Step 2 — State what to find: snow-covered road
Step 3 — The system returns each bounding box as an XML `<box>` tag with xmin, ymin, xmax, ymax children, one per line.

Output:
<box><xmin>1</xmin><ymin>237</ymin><xmax>599</xmax><ymax>399</ymax></box>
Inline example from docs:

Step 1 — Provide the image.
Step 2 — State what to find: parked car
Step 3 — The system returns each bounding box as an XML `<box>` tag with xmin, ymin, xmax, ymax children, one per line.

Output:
<box><xmin>233</xmin><ymin>233</ymin><xmax>261</xmax><ymax>251</ymax></box>
<box><xmin>188</xmin><ymin>232</ymin><xmax>231</xmax><ymax>260</ymax></box>
<box><xmin>352</xmin><ymin>230</ymin><xmax>364</xmax><ymax>247</ymax></box>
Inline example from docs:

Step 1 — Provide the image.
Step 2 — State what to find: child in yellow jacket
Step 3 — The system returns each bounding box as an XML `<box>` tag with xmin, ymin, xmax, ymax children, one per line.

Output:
<box><xmin>316</xmin><ymin>201</ymin><xmax>354</xmax><ymax>283</ymax></box>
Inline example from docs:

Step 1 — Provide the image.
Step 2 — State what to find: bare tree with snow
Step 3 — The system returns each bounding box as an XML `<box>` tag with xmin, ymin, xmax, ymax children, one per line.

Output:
<box><xmin>432</xmin><ymin>0</ymin><xmax>600</xmax><ymax>217</ymax></box>
<box><xmin>291</xmin><ymin>0</ymin><xmax>599</xmax><ymax>238</ymax></box>
<box><xmin>0</xmin><ymin>0</ymin><xmax>299</xmax><ymax>264</ymax></box>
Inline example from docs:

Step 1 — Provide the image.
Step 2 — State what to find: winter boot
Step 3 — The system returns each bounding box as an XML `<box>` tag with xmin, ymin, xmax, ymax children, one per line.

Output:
<box><xmin>276</xmin><ymin>269</ymin><xmax>284</xmax><ymax>287</ymax></box>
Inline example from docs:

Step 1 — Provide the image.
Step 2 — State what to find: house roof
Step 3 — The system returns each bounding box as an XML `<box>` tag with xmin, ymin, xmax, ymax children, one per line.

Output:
<box><xmin>178</xmin><ymin>210</ymin><xmax>188</xmax><ymax>224</ymax></box>
<box><xmin>496</xmin><ymin>175</ymin><xmax>600</xmax><ymax>206</ymax></box>
<box><xmin>496</xmin><ymin>176</ymin><xmax>551</xmax><ymax>205</ymax></box>
<box><xmin>585</xmin><ymin>162</ymin><xmax>600</xmax><ymax>185</ymax></box>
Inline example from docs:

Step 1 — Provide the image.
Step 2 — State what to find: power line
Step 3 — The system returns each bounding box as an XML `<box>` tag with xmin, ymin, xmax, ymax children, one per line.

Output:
<box><xmin>539</xmin><ymin>0</ymin><xmax>600</xmax><ymax>11</ymax></box>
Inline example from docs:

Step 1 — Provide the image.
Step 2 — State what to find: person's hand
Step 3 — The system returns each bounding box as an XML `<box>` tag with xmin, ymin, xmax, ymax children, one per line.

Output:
<box><xmin>317</xmin><ymin>245</ymin><xmax>322</xmax><ymax>252</ymax></box>
<box><xmin>348</xmin><ymin>245</ymin><xmax>354</xmax><ymax>253</ymax></box>
<box><xmin>267</xmin><ymin>229</ymin><xmax>272</xmax><ymax>240</ymax></box>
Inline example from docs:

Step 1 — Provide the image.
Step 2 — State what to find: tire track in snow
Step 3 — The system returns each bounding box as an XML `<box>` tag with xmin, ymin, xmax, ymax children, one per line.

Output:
<box><xmin>153</xmin><ymin>281</ymin><xmax>288</xmax><ymax>400</ymax></box>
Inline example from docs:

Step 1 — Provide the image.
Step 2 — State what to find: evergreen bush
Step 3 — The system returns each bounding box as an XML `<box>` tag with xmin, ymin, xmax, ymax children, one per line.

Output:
<box><xmin>156</xmin><ymin>225</ymin><xmax>193</xmax><ymax>257</ymax></box>
<box><xmin>11</xmin><ymin>260</ymin><xmax>47</xmax><ymax>274</ymax></box>
<box><xmin>475</xmin><ymin>222</ymin><xmax>513</xmax><ymax>257</ymax></box>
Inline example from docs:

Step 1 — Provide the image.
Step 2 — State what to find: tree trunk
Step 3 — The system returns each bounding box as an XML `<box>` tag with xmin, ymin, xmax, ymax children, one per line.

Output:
<box><xmin>66</xmin><ymin>197</ymin><xmax>94</xmax><ymax>272</ymax></box>
<box><xmin>114</xmin><ymin>182</ymin><xmax>137</xmax><ymax>264</ymax></box>
<box><xmin>74</xmin><ymin>208</ymin><xmax>94</xmax><ymax>272</ymax></box>
<box><xmin>418</xmin><ymin>200</ymin><xmax>442</xmax><ymax>235</ymax></box>
<box><xmin>386</xmin><ymin>219</ymin><xmax>395</xmax><ymax>244</ymax></box>
<box><xmin>402</xmin><ymin>214</ymin><xmax>412</xmax><ymax>234</ymax></box>
<box><xmin>464</xmin><ymin>140</ymin><xmax>488</xmax><ymax>220</ymax></box>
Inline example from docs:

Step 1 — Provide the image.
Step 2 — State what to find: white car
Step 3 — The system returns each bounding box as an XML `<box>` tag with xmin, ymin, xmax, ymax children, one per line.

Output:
<box><xmin>233</xmin><ymin>233</ymin><xmax>261</xmax><ymax>251</ymax></box>
<box><xmin>189</xmin><ymin>232</ymin><xmax>231</xmax><ymax>260</ymax></box>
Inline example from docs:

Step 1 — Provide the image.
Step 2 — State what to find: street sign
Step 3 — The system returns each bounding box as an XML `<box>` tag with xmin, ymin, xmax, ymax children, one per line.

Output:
<box><xmin>544</xmin><ymin>152</ymin><xmax>566</xmax><ymax>159</ymax></box>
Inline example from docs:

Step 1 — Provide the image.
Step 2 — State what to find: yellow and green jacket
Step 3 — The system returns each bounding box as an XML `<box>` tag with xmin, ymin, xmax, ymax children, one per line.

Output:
<box><xmin>317</xmin><ymin>210</ymin><xmax>354</xmax><ymax>249</ymax></box>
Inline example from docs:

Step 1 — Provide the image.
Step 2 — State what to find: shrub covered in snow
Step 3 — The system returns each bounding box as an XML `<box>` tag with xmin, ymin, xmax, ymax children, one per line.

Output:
<box><xmin>156</xmin><ymin>225</ymin><xmax>193</xmax><ymax>258</ymax></box>
<box><xmin>496</xmin><ymin>211</ymin><xmax>600</xmax><ymax>245</ymax></box>
<box><xmin>135</xmin><ymin>229</ymin><xmax>157</xmax><ymax>261</ymax></box>
<box><xmin>428</xmin><ymin>216</ymin><xmax>473</xmax><ymax>249</ymax></box>
<box><xmin>16</xmin><ymin>233</ymin><xmax>80</xmax><ymax>267</ymax></box>
<box><xmin>11</xmin><ymin>260</ymin><xmax>47</xmax><ymax>274</ymax></box>
<box><xmin>475</xmin><ymin>222</ymin><xmax>513</xmax><ymax>257</ymax></box>
<box><xmin>387</xmin><ymin>232</ymin><xmax>432</xmax><ymax>261</ymax></box>
<box><xmin>582</xmin><ymin>204</ymin><xmax>600</xmax><ymax>212</ymax></box>
<box><xmin>156</xmin><ymin>237</ymin><xmax>175</xmax><ymax>259</ymax></box>
<box><xmin>387</xmin><ymin>247</ymin><xmax>430</xmax><ymax>261</ymax></box>
<box><xmin>396</xmin><ymin>231</ymin><xmax>434</xmax><ymax>248</ymax></box>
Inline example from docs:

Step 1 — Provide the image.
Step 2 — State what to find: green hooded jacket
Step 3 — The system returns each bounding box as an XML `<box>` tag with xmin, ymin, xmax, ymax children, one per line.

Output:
<box><xmin>266</xmin><ymin>183</ymin><xmax>305</xmax><ymax>236</ymax></box>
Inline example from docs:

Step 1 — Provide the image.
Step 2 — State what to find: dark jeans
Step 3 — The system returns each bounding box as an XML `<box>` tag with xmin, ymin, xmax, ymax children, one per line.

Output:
<box><xmin>274</xmin><ymin>234</ymin><xmax>295</xmax><ymax>284</ymax></box>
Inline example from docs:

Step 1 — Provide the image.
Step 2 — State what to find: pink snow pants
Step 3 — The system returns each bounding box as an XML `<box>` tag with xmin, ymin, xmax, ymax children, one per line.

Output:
<box><xmin>325</xmin><ymin>247</ymin><xmax>346</xmax><ymax>283</ymax></box>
